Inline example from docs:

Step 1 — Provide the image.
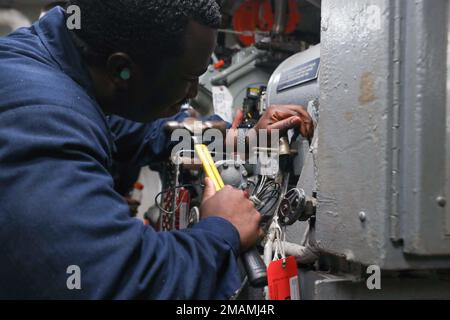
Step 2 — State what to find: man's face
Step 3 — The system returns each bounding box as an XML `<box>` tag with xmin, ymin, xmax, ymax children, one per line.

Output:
<box><xmin>126</xmin><ymin>21</ymin><xmax>217</xmax><ymax>122</ymax></box>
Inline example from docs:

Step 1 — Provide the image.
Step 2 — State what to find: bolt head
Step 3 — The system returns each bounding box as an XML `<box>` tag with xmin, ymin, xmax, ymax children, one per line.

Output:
<box><xmin>359</xmin><ymin>211</ymin><xmax>366</xmax><ymax>222</ymax></box>
<box><xmin>436</xmin><ymin>196</ymin><xmax>446</xmax><ymax>207</ymax></box>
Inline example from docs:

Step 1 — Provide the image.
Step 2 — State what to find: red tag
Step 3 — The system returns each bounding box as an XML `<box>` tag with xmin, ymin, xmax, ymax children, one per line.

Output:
<box><xmin>267</xmin><ymin>256</ymin><xmax>300</xmax><ymax>300</ymax></box>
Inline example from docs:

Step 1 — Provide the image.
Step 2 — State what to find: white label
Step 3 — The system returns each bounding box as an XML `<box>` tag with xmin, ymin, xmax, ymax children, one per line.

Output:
<box><xmin>212</xmin><ymin>86</ymin><xmax>233</xmax><ymax>123</ymax></box>
<box><xmin>289</xmin><ymin>275</ymin><xmax>300</xmax><ymax>300</ymax></box>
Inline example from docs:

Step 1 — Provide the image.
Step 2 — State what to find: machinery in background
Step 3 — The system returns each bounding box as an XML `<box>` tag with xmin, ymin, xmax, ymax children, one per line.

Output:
<box><xmin>266</xmin><ymin>0</ymin><xmax>450</xmax><ymax>300</ymax></box>
<box><xmin>147</xmin><ymin>0</ymin><xmax>450</xmax><ymax>300</ymax></box>
<box><xmin>0</xmin><ymin>8</ymin><xmax>30</xmax><ymax>35</ymax></box>
<box><xmin>192</xmin><ymin>0</ymin><xmax>320</xmax><ymax>120</ymax></box>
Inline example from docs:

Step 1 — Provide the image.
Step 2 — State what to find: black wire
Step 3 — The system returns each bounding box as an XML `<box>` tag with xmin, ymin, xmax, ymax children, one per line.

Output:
<box><xmin>252</xmin><ymin>177</ymin><xmax>281</xmax><ymax>216</ymax></box>
<box><xmin>155</xmin><ymin>176</ymin><xmax>282</xmax><ymax>217</ymax></box>
<box><xmin>259</xmin><ymin>189</ymin><xmax>280</xmax><ymax>216</ymax></box>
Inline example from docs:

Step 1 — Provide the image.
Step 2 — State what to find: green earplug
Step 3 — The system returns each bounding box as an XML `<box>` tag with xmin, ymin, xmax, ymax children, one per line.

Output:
<box><xmin>120</xmin><ymin>68</ymin><xmax>131</xmax><ymax>80</ymax></box>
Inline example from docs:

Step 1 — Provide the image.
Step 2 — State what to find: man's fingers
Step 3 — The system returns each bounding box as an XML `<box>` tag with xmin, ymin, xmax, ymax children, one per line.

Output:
<box><xmin>270</xmin><ymin>106</ymin><xmax>310</xmax><ymax>123</ymax></box>
<box><xmin>295</xmin><ymin>116</ymin><xmax>309</xmax><ymax>138</ymax></box>
<box><xmin>305</xmin><ymin>120</ymin><xmax>314</xmax><ymax>140</ymax></box>
<box><xmin>271</xmin><ymin>104</ymin><xmax>309</xmax><ymax>117</ymax></box>
<box><xmin>202</xmin><ymin>177</ymin><xmax>216</xmax><ymax>204</ymax></box>
<box><xmin>268</xmin><ymin>115</ymin><xmax>314</xmax><ymax>139</ymax></box>
<box><xmin>267</xmin><ymin>116</ymin><xmax>302</xmax><ymax>132</ymax></box>
<box><xmin>271</xmin><ymin>110</ymin><xmax>298</xmax><ymax>121</ymax></box>
<box><xmin>270</xmin><ymin>105</ymin><xmax>312</xmax><ymax>130</ymax></box>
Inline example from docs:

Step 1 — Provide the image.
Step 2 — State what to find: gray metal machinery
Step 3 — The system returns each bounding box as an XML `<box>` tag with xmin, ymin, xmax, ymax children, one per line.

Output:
<box><xmin>196</xmin><ymin>0</ymin><xmax>450</xmax><ymax>299</ymax></box>
<box><xmin>195</xmin><ymin>46</ymin><xmax>273</xmax><ymax>119</ymax></box>
<box><xmin>193</xmin><ymin>0</ymin><xmax>318</xmax><ymax>120</ymax></box>
<box><xmin>266</xmin><ymin>0</ymin><xmax>450</xmax><ymax>299</ymax></box>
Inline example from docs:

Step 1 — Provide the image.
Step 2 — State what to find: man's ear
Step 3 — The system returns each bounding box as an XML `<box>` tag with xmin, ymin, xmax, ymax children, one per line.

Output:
<box><xmin>105</xmin><ymin>53</ymin><xmax>136</xmax><ymax>90</ymax></box>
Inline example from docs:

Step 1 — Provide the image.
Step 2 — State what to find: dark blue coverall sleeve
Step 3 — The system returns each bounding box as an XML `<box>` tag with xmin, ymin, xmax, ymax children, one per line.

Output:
<box><xmin>0</xmin><ymin>104</ymin><xmax>241</xmax><ymax>299</ymax></box>
<box><xmin>0</xmin><ymin>6</ymin><xmax>241</xmax><ymax>299</ymax></box>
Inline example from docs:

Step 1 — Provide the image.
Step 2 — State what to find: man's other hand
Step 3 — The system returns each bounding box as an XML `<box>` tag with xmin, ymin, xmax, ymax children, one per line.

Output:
<box><xmin>254</xmin><ymin>104</ymin><xmax>314</xmax><ymax>140</ymax></box>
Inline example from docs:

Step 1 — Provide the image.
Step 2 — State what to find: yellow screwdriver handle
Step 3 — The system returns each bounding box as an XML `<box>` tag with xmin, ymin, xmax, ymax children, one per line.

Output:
<box><xmin>194</xmin><ymin>144</ymin><xmax>225</xmax><ymax>191</ymax></box>
<box><xmin>200</xmin><ymin>144</ymin><xmax>225</xmax><ymax>190</ymax></box>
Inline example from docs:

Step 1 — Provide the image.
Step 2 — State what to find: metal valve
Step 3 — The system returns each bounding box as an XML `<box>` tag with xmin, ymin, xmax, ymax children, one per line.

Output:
<box><xmin>278</xmin><ymin>188</ymin><xmax>317</xmax><ymax>225</ymax></box>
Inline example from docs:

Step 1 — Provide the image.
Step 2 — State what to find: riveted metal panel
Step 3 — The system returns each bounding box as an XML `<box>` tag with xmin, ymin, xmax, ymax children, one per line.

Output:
<box><xmin>317</xmin><ymin>0</ymin><xmax>398</xmax><ymax>267</ymax></box>
<box><xmin>317</xmin><ymin>0</ymin><xmax>450</xmax><ymax>268</ymax></box>
<box><xmin>400</xmin><ymin>0</ymin><xmax>450</xmax><ymax>255</ymax></box>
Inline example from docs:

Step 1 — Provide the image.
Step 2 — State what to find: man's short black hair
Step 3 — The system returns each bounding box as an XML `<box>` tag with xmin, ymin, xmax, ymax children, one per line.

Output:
<box><xmin>68</xmin><ymin>0</ymin><xmax>221</xmax><ymax>63</ymax></box>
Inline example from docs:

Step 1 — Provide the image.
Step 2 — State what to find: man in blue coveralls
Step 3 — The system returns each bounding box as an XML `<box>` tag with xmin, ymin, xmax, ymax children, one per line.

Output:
<box><xmin>0</xmin><ymin>0</ymin><xmax>313</xmax><ymax>299</ymax></box>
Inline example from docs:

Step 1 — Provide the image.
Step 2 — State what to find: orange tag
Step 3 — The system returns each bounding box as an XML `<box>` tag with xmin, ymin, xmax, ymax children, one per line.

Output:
<box><xmin>267</xmin><ymin>256</ymin><xmax>300</xmax><ymax>300</ymax></box>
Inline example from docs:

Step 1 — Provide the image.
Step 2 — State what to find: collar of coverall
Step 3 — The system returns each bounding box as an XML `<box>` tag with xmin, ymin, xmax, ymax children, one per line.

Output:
<box><xmin>34</xmin><ymin>6</ymin><xmax>95</xmax><ymax>99</ymax></box>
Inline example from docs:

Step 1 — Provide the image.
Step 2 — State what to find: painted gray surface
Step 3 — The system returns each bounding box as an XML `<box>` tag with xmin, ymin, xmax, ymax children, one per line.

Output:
<box><xmin>316</xmin><ymin>0</ymin><xmax>450</xmax><ymax>269</ymax></box>
<box><xmin>266</xmin><ymin>47</ymin><xmax>320</xmax><ymax>245</ymax></box>
<box><xmin>396</xmin><ymin>0</ymin><xmax>450</xmax><ymax>256</ymax></box>
<box><xmin>299</xmin><ymin>270</ymin><xmax>450</xmax><ymax>300</ymax></box>
<box><xmin>317</xmin><ymin>0</ymin><xmax>391</xmax><ymax>267</ymax></box>
<box><xmin>400</xmin><ymin>0</ymin><xmax>450</xmax><ymax>256</ymax></box>
<box><xmin>196</xmin><ymin>47</ymin><xmax>272</xmax><ymax>116</ymax></box>
<box><xmin>447</xmin><ymin>1</ymin><xmax>450</xmax><ymax>237</ymax></box>
<box><xmin>267</xmin><ymin>44</ymin><xmax>320</xmax><ymax>108</ymax></box>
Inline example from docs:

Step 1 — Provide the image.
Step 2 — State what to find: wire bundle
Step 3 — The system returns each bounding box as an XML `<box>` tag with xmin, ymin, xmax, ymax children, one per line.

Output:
<box><xmin>154</xmin><ymin>176</ymin><xmax>282</xmax><ymax>219</ymax></box>
<box><xmin>250</xmin><ymin>175</ymin><xmax>282</xmax><ymax>217</ymax></box>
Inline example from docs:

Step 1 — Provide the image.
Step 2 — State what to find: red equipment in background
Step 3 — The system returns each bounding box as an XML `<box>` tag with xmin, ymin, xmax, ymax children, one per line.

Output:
<box><xmin>232</xmin><ymin>0</ymin><xmax>300</xmax><ymax>46</ymax></box>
